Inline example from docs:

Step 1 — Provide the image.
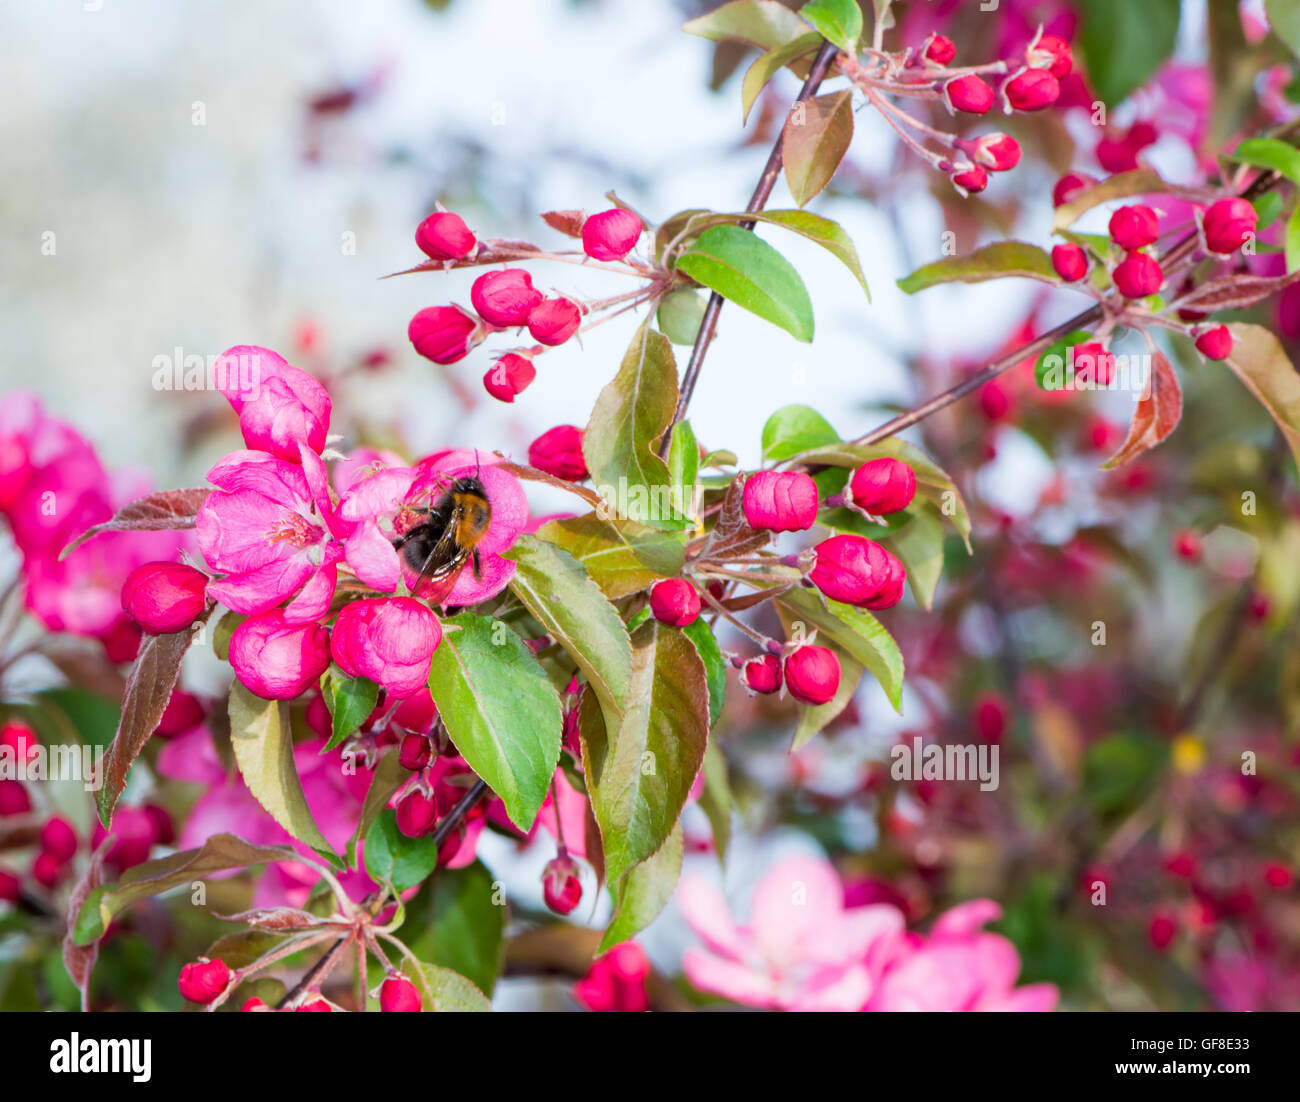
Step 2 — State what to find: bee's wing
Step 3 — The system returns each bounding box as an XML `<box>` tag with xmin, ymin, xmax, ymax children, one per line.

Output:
<box><xmin>409</xmin><ymin>522</ymin><xmax>470</xmax><ymax>603</ymax></box>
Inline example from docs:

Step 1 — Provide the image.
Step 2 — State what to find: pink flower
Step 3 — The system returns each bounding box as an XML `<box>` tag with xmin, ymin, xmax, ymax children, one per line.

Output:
<box><xmin>574</xmin><ymin>942</ymin><xmax>651</xmax><ymax>1012</ymax></box>
<box><xmin>197</xmin><ymin>448</ymin><xmax>343</xmax><ymax>621</ymax></box>
<box><xmin>214</xmin><ymin>346</ymin><xmax>332</xmax><ymax>461</ymax></box>
<box><xmin>229</xmin><ymin>609</ymin><xmax>331</xmax><ymax>700</ymax></box>
<box><xmin>331</xmin><ymin>597</ymin><xmax>441</xmax><ymax>698</ymax></box>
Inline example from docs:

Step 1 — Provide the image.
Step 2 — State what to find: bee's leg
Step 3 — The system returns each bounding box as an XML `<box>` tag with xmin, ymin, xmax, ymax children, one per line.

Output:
<box><xmin>472</xmin><ymin>549</ymin><xmax>483</xmax><ymax>580</ymax></box>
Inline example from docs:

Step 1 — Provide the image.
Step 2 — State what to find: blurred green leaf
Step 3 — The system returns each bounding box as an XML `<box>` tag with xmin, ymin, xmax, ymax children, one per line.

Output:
<box><xmin>798</xmin><ymin>0</ymin><xmax>862</xmax><ymax>50</ymax></box>
<box><xmin>1077</xmin><ymin>0</ymin><xmax>1179</xmax><ymax>106</ymax></box>
<box><xmin>761</xmin><ymin>403</ymin><xmax>839</xmax><ymax>460</ymax></box>
<box><xmin>898</xmin><ymin>242</ymin><xmax>1057</xmax><ymax>294</ymax></box>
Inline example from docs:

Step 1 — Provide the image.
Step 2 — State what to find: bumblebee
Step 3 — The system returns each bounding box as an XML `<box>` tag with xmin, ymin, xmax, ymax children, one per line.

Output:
<box><xmin>392</xmin><ymin>475</ymin><xmax>492</xmax><ymax>605</ymax></box>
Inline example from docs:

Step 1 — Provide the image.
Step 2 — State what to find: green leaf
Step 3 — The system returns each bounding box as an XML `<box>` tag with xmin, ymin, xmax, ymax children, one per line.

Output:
<box><xmin>537</xmin><ymin>512</ymin><xmax>685</xmax><ymax>599</ymax></box>
<box><xmin>1269</xmin><ymin>0</ymin><xmax>1300</xmax><ymax>58</ymax></box>
<box><xmin>580</xmin><ymin>619</ymin><xmax>710</xmax><ymax>882</ymax></box>
<box><xmin>321</xmin><ymin>668</ymin><xmax>379</xmax><ymax>752</ymax></box>
<box><xmin>427</xmin><ymin>612</ymin><xmax>563</xmax><ymax>831</ymax></box>
<box><xmin>885</xmin><ymin>505</ymin><xmax>945</xmax><ymax>609</ymax></box>
<box><xmin>667</xmin><ymin>418</ymin><xmax>701</xmax><ymax>513</ymax></box>
<box><xmin>656</xmin><ymin>288</ymin><xmax>708</xmax><ymax>345</ymax></box>
<box><xmin>228</xmin><ymin>681</ymin><xmax>341</xmax><ymax>864</ymax></box>
<box><xmin>777</xmin><ymin>588</ymin><xmax>904</xmax><ymax>711</ymax></box>
<box><xmin>1035</xmin><ymin>329</ymin><xmax>1096</xmax><ymax>391</ymax></box>
<box><xmin>1287</xmin><ymin>205</ymin><xmax>1300</xmax><ymax>274</ymax></box>
<box><xmin>782</xmin><ymin>90</ymin><xmax>853</xmax><ymax>207</ymax></box>
<box><xmin>799</xmin><ymin>0</ymin><xmax>862</xmax><ymax>50</ymax></box>
<box><xmin>677</xmin><ymin>225</ymin><xmax>814</xmax><ymax>342</ymax></box>
<box><xmin>697</xmin><ymin>740</ymin><xmax>732</xmax><ymax>863</ymax></box>
<box><xmin>364</xmin><ymin>810</ymin><xmax>440</xmax><ymax>892</ymax></box>
<box><xmin>761</xmin><ymin>403</ymin><xmax>838</xmax><ymax>460</ymax></box>
<box><xmin>212</xmin><ymin>610</ymin><xmax>245</xmax><ymax>661</ymax></box>
<box><xmin>1077</xmin><ymin>0</ymin><xmax>1180</xmax><ymax>107</ymax></box>
<box><xmin>407</xmin><ymin>861</ymin><xmax>505</xmax><ymax>996</ymax></box>
<box><xmin>1230</xmin><ymin>137</ymin><xmax>1300</xmax><ymax>184</ymax></box>
<box><xmin>400</xmin><ymin>959</ymin><xmax>492</xmax><ymax>1012</ymax></box>
<box><xmin>793</xmin><ymin>652</ymin><xmax>862</xmax><ymax>750</ymax></box>
<box><xmin>503</xmin><ymin>534</ymin><xmax>632</xmax><ymax>729</ymax></box>
<box><xmin>600</xmin><ymin>821</ymin><xmax>684</xmax><ymax>953</ymax></box>
<box><xmin>741</xmin><ymin>32</ymin><xmax>822</xmax><ymax>123</ymax></box>
<box><xmin>1254</xmin><ymin>190</ymin><xmax>1286</xmax><ymax>230</ymax></box>
<box><xmin>1051</xmin><ymin>168</ymin><xmax>1168</xmax><ymax>232</ymax></box>
<box><xmin>897</xmin><ymin>242</ymin><xmax>1057</xmax><ymax>294</ymax></box>
<box><xmin>1225</xmin><ymin>323</ymin><xmax>1300</xmax><ymax>477</ymax></box>
<box><xmin>584</xmin><ymin>323</ymin><xmax>680</xmax><ymax>521</ymax></box>
<box><xmin>347</xmin><ymin>748</ymin><xmax>406</xmax><ymax>867</ymax></box>
<box><xmin>682</xmin><ymin>617</ymin><xmax>727</xmax><ymax>727</ymax></box>
<box><xmin>683</xmin><ymin>0</ymin><xmax>813</xmax><ymax>50</ymax></box>
<box><xmin>747</xmin><ymin>209</ymin><xmax>869</xmax><ymax>298</ymax></box>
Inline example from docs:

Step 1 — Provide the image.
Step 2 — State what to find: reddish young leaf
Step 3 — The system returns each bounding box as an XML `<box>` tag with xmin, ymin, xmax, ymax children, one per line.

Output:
<box><xmin>62</xmin><ymin>838</ymin><xmax>111</xmax><ymax>1011</ymax></box>
<box><xmin>61</xmin><ymin>488</ymin><xmax>210</xmax><ymax>559</ymax></box>
<box><xmin>541</xmin><ymin>209</ymin><xmax>586</xmax><ymax>238</ymax></box>
<box><xmin>1102</xmin><ymin>352</ymin><xmax>1183</xmax><ymax>468</ymax></box>
<box><xmin>782</xmin><ymin>89</ymin><xmax>853</xmax><ymax>207</ymax></box>
<box><xmin>1176</xmin><ymin>271</ymin><xmax>1300</xmax><ymax>313</ymax></box>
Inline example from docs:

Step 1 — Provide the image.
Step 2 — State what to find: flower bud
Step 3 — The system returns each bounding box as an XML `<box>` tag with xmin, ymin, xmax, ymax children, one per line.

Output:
<box><xmin>648</xmin><ymin>578</ymin><xmax>700</xmax><ymax>627</ymax></box>
<box><xmin>91</xmin><ymin>805</ymin><xmax>157</xmax><ymax>872</ymax></box>
<box><xmin>1264</xmin><ymin>862</ymin><xmax>1294</xmax><ymax>890</ymax></box>
<box><xmin>527</xmin><ymin>297</ymin><xmax>583</xmax><ymax>346</ymax></box>
<box><xmin>1108</xmin><ymin>204</ymin><xmax>1159</xmax><ymax>250</ymax></box>
<box><xmin>0</xmin><ymin>721</ymin><xmax>38</xmax><ymax>766</ymax></box>
<box><xmin>0</xmin><ymin>868</ymin><xmax>21</xmax><ymax>904</ymax></box>
<box><xmin>241</xmin><ymin>997</ymin><xmax>268</xmax><ymax>1012</ymax></box>
<box><xmin>528</xmin><ymin>425</ymin><xmax>588</xmax><ymax>481</ymax></box>
<box><xmin>581</xmin><ymin>208</ymin><xmax>643</xmax><ymax>262</ymax></box>
<box><xmin>1202</xmin><ymin>198</ymin><xmax>1257</xmax><ymax>255</ymax></box>
<box><xmin>741</xmin><ymin>470</ymin><xmax>818</xmax><ymax>532</ymax></box>
<box><xmin>847</xmin><ymin>458</ymin><xmax>916</xmax><ymax>515</ymax></box>
<box><xmin>972</xmin><ymin>691</ymin><xmax>1009</xmax><ymax>744</ymax></box>
<box><xmin>399</xmin><ymin>733</ymin><xmax>432</xmax><ymax>772</ymax></box>
<box><xmin>408</xmin><ymin>305</ymin><xmax>483</xmax><ymax>365</ymax></box>
<box><xmin>483</xmin><ymin>352</ymin><xmax>536</xmax><ymax>403</ymax></box>
<box><xmin>1195</xmin><ymin>324</ymin><xmax>1233</xmax><ymax>360</ymax></box>
<box><xmin>943</xmin><ymin>74</ymin><xmax>994</xmax><ymax>114</ymax></box>
<box><xmin>1004</xmin><ymin>69</ymin><xmax>1060</xmax><ymax>111</ymax></box>
<box><xmin>1051</xmin><ymin>242</ymin><xmax>1088</xmax><ymax>282</ymax></box>
<box><xmin>784</xmin><ymin>645</ymin><xmax>841</xmax><ymax>705</ymax></box>
<box><xmin>415</xmin><ymin>211</ymin><xmax>477</xmax><ymax>261</ymax></box>
<box><xmin>178</xmin><ymin>958</ymin><xmax>231</xmax><ymax>1005</ymax></box>
<box><xmin>1148</xmin><ymin>912</ymin><xmax>1177</xmax><ymax>951</ymax></box>
<box><xmin>154</xmin><ymin>690</ymin><xmax>205</xmax><ymax>738</ymax></box>
<box><xmin>297</xmin><ymin>999</ymin><xmax>332</xmax><ymax>1012</ymax></box>
<box><xmin>1071</xmin><ymin>342</ymin><xmax>1115</xmax><ymax>386</ymax></box>
<box><xmin>950</xmin><ymin>163</ymin><xmax>988</xmax><ymax>194</ymax></box>
<box><xmin>923</xmin><ymin>34</ymin><xmax>956</xmax><ymax>65</ymax></box>
<box><xmin>965</xmin><ymin>132</ymin><xmax>1020</xmax><ymax>171</ymax></box>
<box><xmin>396</xmin><ymin>789</ymin><xmax>438</xmax><ymax>838</ymax></box>
<box><xmin>40</xmin><ymin>816</ymin><xmax>77</xmax><ymax>863</ymax></box>
<box><xmin>144</xmin><ymin>802</ymin><xmax>175</xmax><ymax>846</ymax></box>
<box><xmin>32</xmin><ymin>851</ymin><xmax>65</xmax><ymax>889</ymax></box>
<box><xmin>542</xmin><ymin>853</ymin><xmax>583</xmax><ymax>915</ymax></box>
<box><xmin>1173</xmin><ymin>529</ymin><xmax>1202</xmax><ymax>561</ymax></box>
<box><xmin>740</xmin><ymin>654</ymin><xmax>782</xmax><ymax>695</ymax></box>
<box><xmin>809</xmin><ymin>535</ymin><xmax>906</xmax><ymax>610</ymax></box>
<box><xmin>331</xmin><ymin>597</ymin><xmax>442</xmax><ymax>699</ymax></box>
<box><xmin>229</xmin><ymin>610</ymin><xmax>331</xmax><ymax>701</ymax></box>
<box><xmin>471</xmin><ymin>268</ymin><xmax>543</xmax><ymax>327</ymax></box>
<box><xmin>1026</xmin><ymin>33</ymin><xmax>1072</xmax><ymax>78</ymax></box>
<box><xmin>120</xmin><ymin>561</ymin><xmax>208</xmax><ymax>635</ymax></box>
<box><xmin>1112</xmin><ymin>252</ymin><xmax>1163</xmax><ymax>298</ymax></box>
<box><xmin>1052</xmin><ymin>172</ymin><xmax>1095</xmax><ymax>207</ymax></box>
<box><xmin>380</xmin><ymin>973</ymin><xmax>423</xmax><ymax>1012</ymax></box>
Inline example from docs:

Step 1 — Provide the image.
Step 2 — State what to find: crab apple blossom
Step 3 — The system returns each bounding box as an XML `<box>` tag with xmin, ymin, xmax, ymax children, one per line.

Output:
<box><xmin>408</xmin><ymin>305</ymin><xmax>483</xmax><ymax>365</ymax></box>
<box><xmin>0</xmin><ymin>781</ymin><xmax>32</xmax><ymax>817</ymax></box>
<box><xmin>649</xmin><ymin>578</ymin><xmax>700</xmax><ymax>627</ymax></box>
<box><xmin>0</xmin><ymin>869</ymin><xmax>19</xmax><ymax>904</ymax></box>
<box><xmin>580</xmin><ymin>207</ymin><xmax>643</xmax><ymax>261</ymax></box>
<box><xmin>1173</xmin><ymin>529</ymin><xmax>1202</xmax><ymax>562</ymax></box>
<box><xmin>740</xmin><ymin>654</ymin><xmax>782</xmax><ymax>695</ymax></box>
<box><xmin>1052</xmin><ymin>172</ymin><xmax>1095</xmax><ymax>207</ymax></box>
<box><xmin>1195</xmin><ymin>324</ymin><xmax>1233</xmax><ymax>360</ymax></box>
<box><xmin>809</xmin><ymin>535</ymin><xmax>906</xmax><ymax>610</ymax></box>
<box><xmin>1108</xmin><ymin>205</ymin><xmax>1159</xmax><ymax>250</ymax></box>
<box><xmin>1148</xmin><ymin>912</ymin><xmax>1178</xmax><ymax>951</ymax></box>
<box><xmin>973</xmin><ymin>692</ymin><xmax>1009</xmax><ymax>744</ymax></box>
<box><xmin>331</xmin><ymin>597</ymin><xmax>442</xmax><ymax>699</ymax></box>
<box><xmin>528</xmin><ymin>424</ymin><xmax>588</xmax><ymax>481</ymax></box>
<box><xmin>1026</xmin><ymin>33</ymin><xmax>1072</xmax><ymax>78</ymax></box>
<box><xmin>483</xmin><ymin>352</ymin><xmax>536</xmax><ymax>402</ymax></box>
<box><xmin>119</xmin><ymin>560</ymin><xmax>208</xmax><ymax>634</ymax></box>
<box><xmin>923</xmin><ymin>34</ymin><xmax>956</xmax><ymax>65</ymax></box>
<box><xmin>213</xmin><ymin>346</ymin><xmax>332</xmax><ymax>462</ymax></box>
<box><xmin>573</xmin><ymin>942</ymin><xmax>650</xmax><ymax>1013</ymax></box>
<box><xmin>229</xmin><ymin>610</ymin><xmax>331</xmax><ymax>700</ymax></box>
<box><xmin>1096</xmin><ymin>121</ymin><xmax>1158</xmax><ymax>173</ymax></box>
<box><xmin>784</xmin><ymin>645</ymin><xmax>841</xmax><ymax>706</ymax></box>
<box><xmin>943</xmin><ymin>74</ymin><xmax>994</xmax><ymax>115</ymax></box>
<box><xmin>415</xmin><ymin>210</ymin><xmax>477</xmax><ymax>261</ymax></box>
<box><xmin>396</xmin><ymin>789</ymin><xmax>438</xmax><ymax>838</ymax></box>
<box><xmin>1003</xmin><ymin>69</ymin><xmax>1060</xmax><ymax>111</ymax></box>
<box><xmin>241</xmin><ymin>997</ymin><xmax>267</xmax><ymax>1012</ymax></box>
<box><xmin>39</xmin><ymin>817</ymin><xmax>77</xmax><ymax>862</ymax></box>
<box><xmin>528</xmin><ymin>296</ymin><xmax>583</xmax><ymax>345</ymax></box>
<box><xmin>297</xmin><ymin>999</ymin><xmax>332</xmax><ymax>1012</ymax></box>
<box><xmin>471</xmin><ymin>268</ymin><xmax>543</xmax><ymax>327</ymax></box>
<box><xmin>154</xmin><ymin>689</ymin><xmax>205</xmax><ymax>738</ymax></box>
<box><xmin>543</xmin><ymin>853</ymin><xmax>583</xmax><ymax>915</ymax></box>
<box><xmin>1112</xmin><ymin>252</ymin><xmax>1164</xmax><ymax>298</ymax></box>
<box><xmin>742</xmin><ymin>469</ymin><xmax>818</xmax><ymax>532</ymax></box>
<box><xmin>91</xmin><ymin>805</ymin><xmax>164</xmax><ymax>873</ymax></box>
<box><xmin>399</xmin><ymin>732</ymin><xmax>432</xmax><ymax>772</ymax></box>
<box><xmin>963</xmin><ymin>133</ymin><xmax>1020</xmax><ymax>172</ymax></box>
<box><xmin>949</xmin><ymin>163</ymin><xmax>988</xmax><ymax>195</ymax></box>
<box><xmin>848</xmin><ymin>458</ymin><xmax>916</xmax><ymax>516</ymax></box>
<box><xmin>379</xmin><ymin>973</ymin><xmax>423</xmax><ymax>1012</ymax></box>
<box><xmin>1202</xmin><ymin>197</ymin><xmax>1258</xmax><ymax>254</ymax></box>
<box><xmin>1050</xmin><ymin>243</ymin><xmax>1088</xmax><ymax>282</ymax></box>
<box><xmin>178</xmin><ymin>958</ymin><xmax>231</xmax><ymax>1005</ymax></box>
<box><xmin>1071</xmin><ymin>342</ymin><xmax>1115</xmax><ymax>386</ymax></box>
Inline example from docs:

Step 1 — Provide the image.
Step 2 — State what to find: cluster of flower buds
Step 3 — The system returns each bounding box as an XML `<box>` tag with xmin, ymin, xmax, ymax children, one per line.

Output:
<box><xmin>837</xmin><ymin>27</ymin><xmax>1071</xmax><ymax>195</ymax></box>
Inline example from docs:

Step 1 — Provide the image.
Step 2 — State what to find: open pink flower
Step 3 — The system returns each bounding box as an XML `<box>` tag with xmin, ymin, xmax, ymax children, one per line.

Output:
<box><xmin>331</xmin><ymin>597</ymin><xmax>441</xmax><ymax>698</ymax></box>
<box><xmin>214</xmin><ymin>346</ymin><xmax>331</xmax><ymax>461</ymax></box>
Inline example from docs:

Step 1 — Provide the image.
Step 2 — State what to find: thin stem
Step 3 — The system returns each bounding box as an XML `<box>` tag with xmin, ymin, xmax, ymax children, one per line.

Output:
<box><xmin>699</xmin><ymin>586</ymin><xmax>772</xmax><ymax>647</ymax></box>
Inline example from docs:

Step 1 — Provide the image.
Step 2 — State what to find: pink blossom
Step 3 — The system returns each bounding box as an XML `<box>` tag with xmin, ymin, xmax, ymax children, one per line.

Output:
<box><xmin>214</xmin><ymin>346</ymin><xmax>331</xmax><ymax>461</ymax></box>
<box><xmin>574</xmin><ymin>942</ymin><xmax>651</xmax><ymax>1012</ymax></box>
<box><xmin>331</xmin><ymin>597</ymin><xmax>441</xmax><ymax>698</ymax></box>
<box><xmin>229</xmin><ymin>609</ymin><xmax>331</xmax><ymax>700</ymax></box>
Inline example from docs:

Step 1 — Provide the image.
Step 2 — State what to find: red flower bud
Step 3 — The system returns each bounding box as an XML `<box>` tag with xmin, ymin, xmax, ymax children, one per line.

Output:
<box><xmin>40</xmin><ymin>816</ymin><xmax>77</xmax><ymax>862</ymax></box>
<box><xmin>415</xmin><ymin>211</ymin><xmax>477</xmax><ymax>261</ymax></box>
<box><xmin>528</xmin><ymin>425</ymin><xmax>588</xmax><ymax>481</ymax></box>
<box><xmin>0</xmin><ymin>779</ymin><xmax>31</xmax><ymax>818</ymax></box>
<box><xmin>1026</xmin><ymin>33</ymin><xmax>1072</xmax><ymax>78</ymax></box>
<box><xmin>1173</xmin><ymin>529</ymin><xmax>1201</xmax><ymax>561</ymax></box>
<box><xmin>742</xmin><ymin>470</ymin><xmax>818</xmax><ymax>532</ymax></box>
<box><xmin>944</xmin><ymin>74</ymin><xmax>994</xmax><ymax>114</ymax></box>
<box><xmin>966</xmin><ymin>132</ymin><xmax>1020</xmax><ymax>171</ymax></box>
<box><xmin>527</xmin><ymin>297</ymin><xmax>583</xmax><ymax>346</ymax></box>
<box><xmin>1148</xmin><ymin>912</ymin><xmax>1177</xmax><ymax>951</ymax></box>
<box><xmin>1195</xmin><ymin>324</ymin><xmax>1232</xmax><ymax>360</ymax></box>
<box><xmin>924</xmin><ymin>34</ymin><xmax>956</xmax><ymax>65</ymax></box>
<box><xmin>809</xmin><ymin>535</ymin><xmax>906</xmax><ymax>610</ymax></box>
<box><xmin>648</xmin><ymin>578</ymin><xmax>700</xmax><ymax>627</ymax></box>
<box><xmin>543</xmin><ymin>854</ymin><xmax>583</xmax><ymax>915</ymax></box>
<box><xmin>740</xmin><ymin>654</ymin><xmax>782</xmax><ymax>695</ymax></box>
<box><xmin>178</xmin><ymin>958</ymin><xmax>231</xmax><ymax>1004</ymax></box>
<box><xmin>396</xmin><ymin>789</ymin><xmax>438</xmax><ymax>838</ymax></box>
<box><xmin>979</xmin><ymin>377</ymin><xmax>1014</xmax><ymax>421</ymax></box>
<box><xmin>1202</xmin><ymin>197</ymin><xmax>1257</xmax><ymax>255</ymax></box>
<box><xmin>31</xmin><ymin>850</ymin><xmax>64</xmax><ymax>889</ymax></box>
<box><xmin>1071</xmin><ymin>342</ymin><xmax>1115</xmax><ymax>386</ymax></box>
<box><xmin>1051</xmin><ymin>243</ymin><xmax>1088</xmax><ymax>282</ymax></box>
<box><xmin>1052</xmin><ymin>172</ymin><xmax>1095</xmax><ymax>208</ymax></box>
<box><xmin>120</xmin><ymin>561</ymin><xmax>208</xmax><ymax>635</ymax></box>
<box><xmin>297</xmin><ymin>999</ymin><xmax>332</xmax><ymax>1012</ymax></box>
<box><xmin>483</xmin><ymin>352</ymin><xmax>537</xmax><ymax>403</ymax></box>
<box><xmin>1263</xmin><ymin>862</ymin><xmax>1294</xmax><ymax>890</ymax></box>
<box><xmin>1112</xmin><ymin>251</ymin><xmax>1163</xmax><ymax>298</ymax></box>
<box><xmin>144</xmin><ymin>802</ymin><xmax>174</xmax><ymax>846</ymax></box>
<box><xmin>581</xmin><ymin>208</ymin><xmax>643</xmax><ymax>262</ymax></box>
<box><xmin>848</xmin><ymin>458</ymin><xmax>916</xmax><ymax>515</ymax></box>
<box><xmin>1004</xmin><ymin>68</ymin><xmax>1060</xmax><ymax>111</ymax></box>
<box><xmin>380</xmin><ymin>973</ymin><xmax>423</xmax><ymax>1012</ymax></box>
<box><xmin>1</xmin><ymin>721</ymin><xmax>38</xmax><ymax>765</ymax></box>
<box><xmin>154</xmin><ymin>690</ymin><xmax>205</xmax><ymax>738</ymax></box>
<box><xmin>471</xmin><ymin>268</ymin><xmax>543</xmax><ymax>327</ymax></box>
<box><xmin>950</xmin><ymin>163</ymin><xmax>988</xmax><ymax>194</ymax></box>
<box><xmin>972</xmin><ymin>691</ymin><xmax>1009</xmax><ymax>744</ymax></box>
<box><xmin>784</xmin><ymin>645</ymin><xmax>841</xmax><ymax>706</ymax></box>
<box><xmin>399</xmin><ymin>733</ymin><xmax>432</xmax><ymax>772</ymax></box>
<box><xmin>1163</xmin><ymin>851</ymin><xmax>1197</xmax><ymax>879</ymax></box>
<box><xmin>408</xmin><ymin>305</ymin><xmax>483</xmax><ymax>365</ymax></box>
<box><xmin>240</xmin><ymin>997</ymin><xmax>268</xmax><ymax>1011</ymax></box>
<box><xmin>0</xmin><ymin>868</ymin><xmax>20</xmax><ymax>903</ymax></box>
<box><xmin>1108</xmin><ymin>204</ymin><xmax>1159</xmax><ymax>250</ymax></box>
